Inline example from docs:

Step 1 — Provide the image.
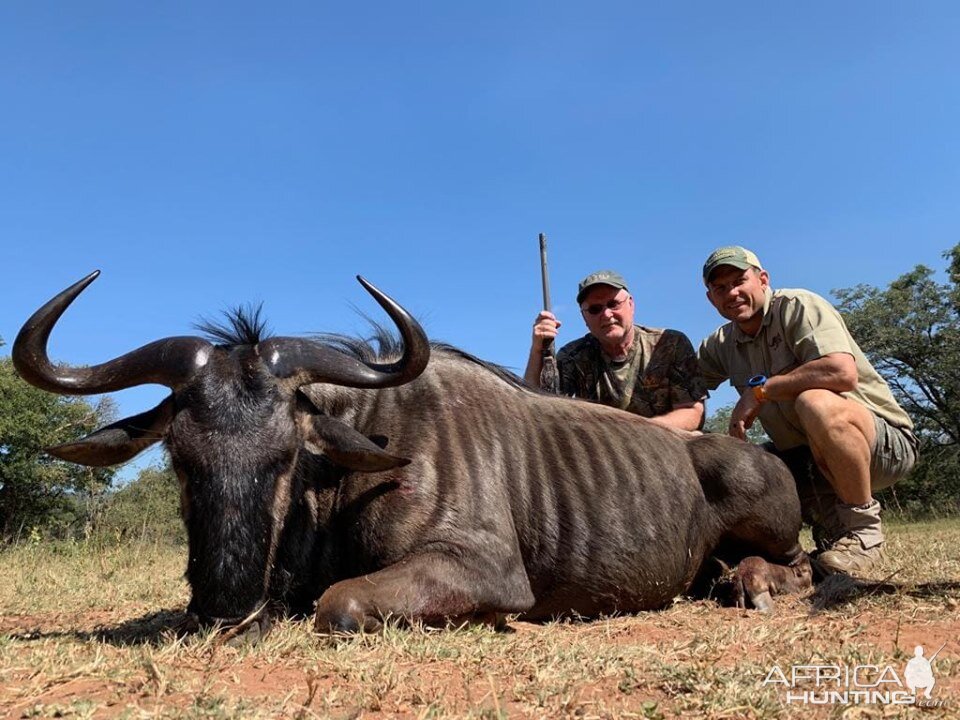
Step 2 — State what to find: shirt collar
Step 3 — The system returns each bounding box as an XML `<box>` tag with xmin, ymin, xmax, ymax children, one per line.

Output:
<box><xmin>589</xmin><ymin>325</ymin><xmax>637</xmax><ymax>362</ymax></box>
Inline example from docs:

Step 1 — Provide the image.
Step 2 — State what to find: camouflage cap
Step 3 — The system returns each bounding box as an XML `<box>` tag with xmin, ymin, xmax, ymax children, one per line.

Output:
<box><xmin>576</xmin><ymin>270</ymin><xmax>629</xmax><ymax>304</ymax></box>
<box><xmin>702</xmin><ymin>246</ymin><xmax>763</xmax><ymax>283</ymax></box>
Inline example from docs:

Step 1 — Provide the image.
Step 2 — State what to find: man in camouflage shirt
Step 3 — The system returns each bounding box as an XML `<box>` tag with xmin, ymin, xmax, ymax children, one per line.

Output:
<box><xmin>524</xmin><ymin>270</ymin><xmax>706</xmax><ymax>430</ymax></box>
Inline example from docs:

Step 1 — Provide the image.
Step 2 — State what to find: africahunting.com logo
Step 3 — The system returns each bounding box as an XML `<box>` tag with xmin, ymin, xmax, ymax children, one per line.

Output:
<box><xmin>762</xmin><ymin>642</ymin><xmax>948</xmax><ymax>707</ymax></box>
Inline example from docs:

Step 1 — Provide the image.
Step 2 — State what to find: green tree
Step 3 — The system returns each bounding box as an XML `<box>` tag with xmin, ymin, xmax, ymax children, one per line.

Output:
<box><xmin>834</xmin><ymin>243</ymin><xmax>960</xmax><ymax>514</ymax></box>
<box><xmin>703</xmin><ymin>402</ymin><xmax>770</xmax><ymax>444</ymax></box>
<box><xmin>0</xmin><ymin>338</ymin><xmax>116</xmax><ymax>540</ymax></box>
<box><xmin>95</xmin><ymin>463</ymin><xmax>184</xmax><ymax>544</ymax></box>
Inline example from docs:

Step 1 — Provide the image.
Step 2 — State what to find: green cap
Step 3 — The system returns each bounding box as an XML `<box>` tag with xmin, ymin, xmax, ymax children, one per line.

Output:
<box><xmin>702</xmin><ymin>246</ymin><xmax>763</xmax><ymax>283</ymax></box>
<box><xmin>576</xmin><ymin>270</ymin><xmax>629</xmax><ymax>304</ymax></box>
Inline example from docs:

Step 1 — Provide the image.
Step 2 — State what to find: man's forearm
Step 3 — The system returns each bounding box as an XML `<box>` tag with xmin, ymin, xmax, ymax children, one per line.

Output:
<box><xmin>764</xmin><ymin>354</ymin><xmax>857</xmax><ymax>401</ymax></box>
<box><xmin>649</xmin><ymin>403</ymin><xmax>704</xmax><ymax>431</ymax></box>
<box><xmin>523</xmin><ymin>350</ymin><xmax>544</xmax><ymax>387</ymax></box>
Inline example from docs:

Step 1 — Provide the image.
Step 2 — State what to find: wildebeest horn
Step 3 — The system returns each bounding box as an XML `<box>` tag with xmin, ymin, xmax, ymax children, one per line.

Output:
<box><xmin>260</xmin><ymin>275</ymin><xmax>430</xmax><ymax>389</ymax></box>
<box><xmin>13</xmin><ymin>270</ymin><xmax>213</xmax><ymax>394</ymax></box>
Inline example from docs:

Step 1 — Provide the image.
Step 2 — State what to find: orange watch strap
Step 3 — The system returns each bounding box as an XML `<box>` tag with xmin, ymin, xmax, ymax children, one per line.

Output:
<box><xmin>753</xmin><ymin>384</ymin><xmax>767</xmax><ymax>403</ymax></box>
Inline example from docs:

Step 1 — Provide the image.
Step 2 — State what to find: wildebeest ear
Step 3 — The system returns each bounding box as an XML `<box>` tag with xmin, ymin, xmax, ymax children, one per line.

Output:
<box><xmin>306</xmin><ymin>416</ymin><xmax>410</xmax><ymax>473</ymax></box>
<box><xmin>46</xmin><ymin>397</ymin><xmax>175</xmax><ymax>467</ymax></box>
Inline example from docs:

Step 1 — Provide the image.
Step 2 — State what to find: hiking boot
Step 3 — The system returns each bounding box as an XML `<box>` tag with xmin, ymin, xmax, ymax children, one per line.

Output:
<box><xmin>812</xmin><ymin>499</ymin><xmax>886</xmax><ymax>577</ymax></box>
<box><xmin>815</xmin><ymin>533</ymin><xmax>886</xmax><ymax>576</ymax></box>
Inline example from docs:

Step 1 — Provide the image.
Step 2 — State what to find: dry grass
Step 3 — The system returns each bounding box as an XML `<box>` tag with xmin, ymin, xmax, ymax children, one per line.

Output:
<box><xmin>1</xmin><ymin>520</ymin><xmax>959</xmax><ymax>719</ymax></box>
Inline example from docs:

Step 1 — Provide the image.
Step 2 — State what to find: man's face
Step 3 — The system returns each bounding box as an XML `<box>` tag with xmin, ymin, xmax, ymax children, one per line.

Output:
<box><xmin>580</xmin><ymin>284</ymin><xmax>634</xmax><ymax>345</ymax></box>
<box><xmin>705</xmin><ymin>265</ymin><xmax>769</xmax><ymax>330</ymax></box>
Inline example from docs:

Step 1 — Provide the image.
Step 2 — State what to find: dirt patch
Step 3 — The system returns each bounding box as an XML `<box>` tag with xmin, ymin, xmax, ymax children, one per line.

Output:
<box><xmin>3</xmin><ymin>588</ymin><xmax>959</xmax><ymax>719</ymax></box>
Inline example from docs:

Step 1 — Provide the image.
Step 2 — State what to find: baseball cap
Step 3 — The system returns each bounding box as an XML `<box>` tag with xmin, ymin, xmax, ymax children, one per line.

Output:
<box><xmin>702</xmin><ymin>246</ymin><xmax>763</xmax><ymax>283</ymax></box>
<box><xmin>576</xmin><ymin>270</ymin><xmax>629</xmax><ymax>304</ymax></box>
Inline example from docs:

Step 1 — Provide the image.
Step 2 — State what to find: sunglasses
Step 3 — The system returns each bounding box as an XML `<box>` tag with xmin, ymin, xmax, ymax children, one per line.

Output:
<box><xmin>581</xmin><ymin>296</ymin><xmax>628</xmax><ymax>316</ymax></box>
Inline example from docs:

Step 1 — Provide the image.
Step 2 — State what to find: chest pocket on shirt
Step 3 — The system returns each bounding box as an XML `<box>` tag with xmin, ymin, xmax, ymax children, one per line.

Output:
<box><xmin>766</xmin><ymin>304</ymin><xmax>799</xmax><ymax>376</ymax></box>
<box><xmin>641</xmin><ymin>374</ymin><xmax>664</xmax><ymax>390</ymax></box>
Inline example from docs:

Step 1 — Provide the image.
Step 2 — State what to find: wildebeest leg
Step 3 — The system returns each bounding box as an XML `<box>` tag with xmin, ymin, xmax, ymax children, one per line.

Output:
<box><xmin>722</xmin><ymin>481</ymin><xmax>814</xmax><ymax>612</ymax></box>
<box><xmin>715</xmin><ymin>447</ymin><xmax>814</xmax><ymax>611</ymax></box>
<box><xmin>727</xmin><ymin>489</ymin><xmax>814</xmax><ymax>610</ymax></box>
<box><xmin>731</xmin><ymin>554</ymin><xmax>813</xmax><ymax>612</ymax></box>
<box><xmin>722</xmin><ymin>493</ymin><xmax>814</xmax><ymax>612</ymax></box>
<box><xmin>314</xmin><ymin>551</ymin><xmax>534</xmax><ymax>633</ymax></box>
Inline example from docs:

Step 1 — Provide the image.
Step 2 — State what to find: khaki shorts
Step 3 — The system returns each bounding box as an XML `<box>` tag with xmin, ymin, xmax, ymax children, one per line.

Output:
<box><xmin>869</xmin><ymin>414</ymin><xmax>918</xmax><ymax>491</ymax></box>
<box><xmin>768</xmin><ymin>415</ymin><xmax>917</xmax><ymax>495</ymax></box>
<box><xmin>764</xmin><ymin>416</ymin><xmax>916</xmax><ymax>545</ymax></box>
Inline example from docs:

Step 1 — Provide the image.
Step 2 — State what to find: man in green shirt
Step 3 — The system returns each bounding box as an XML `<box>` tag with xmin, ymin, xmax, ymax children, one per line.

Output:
<box><xmin>524</xmin><ymin>270</ymin><xmax>706</xmax><ymax>431</ymax></box>
<box><xmin>698</xmin><ymin>246</ymin><xmax>918</xmax><ymax>576</ymax></box>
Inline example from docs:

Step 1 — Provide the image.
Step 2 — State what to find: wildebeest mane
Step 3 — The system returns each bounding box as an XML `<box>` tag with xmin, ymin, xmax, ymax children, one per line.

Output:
<box><xmin>195</xmin><ymin>309</ymin><xmax>527</xmax><ymax>391</ymax></box>
<box><xmin>434</xmin><ymin>343</ymin><xmax>528</xmax><ymax>390</ymax></box>
<box><xmin>315</xmin><ymin>320</ymin><xmax>528</xmax><ymax>391</ymax></box>
<box><xmin>195</xmin><ymin>305</ymin><xmax>271</xmax><ymax>346</ymax></box>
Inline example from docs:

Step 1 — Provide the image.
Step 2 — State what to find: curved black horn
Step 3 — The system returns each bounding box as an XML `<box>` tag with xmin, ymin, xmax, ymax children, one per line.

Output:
<box><xmin>13</xmin><ymin>271</ymin><xmax>213</xmax><ymax>395</ymax></box>
<box><xmin>261</xmin><ymin>275</ymin><xmax>430</xmax><ymax>388</ymax></box>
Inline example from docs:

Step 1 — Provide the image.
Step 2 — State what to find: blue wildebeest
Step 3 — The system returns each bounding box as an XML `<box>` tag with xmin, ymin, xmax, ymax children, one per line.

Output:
<box><xmin>14</xmin><ymin>272</ymin><xmax>812</xmax><ymax>639</ymax></box>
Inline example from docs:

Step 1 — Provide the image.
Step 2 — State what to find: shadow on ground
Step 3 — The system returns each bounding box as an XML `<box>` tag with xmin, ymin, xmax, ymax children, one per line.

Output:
<box><xmin>811</xmin><ymin>575</ymin><xmax>960</xmax><ymax>611</ymax></box>
<box><xmin>5</xmin><ymin>609</ymin><xmax>192</xmax><ymax>647</ymax></box>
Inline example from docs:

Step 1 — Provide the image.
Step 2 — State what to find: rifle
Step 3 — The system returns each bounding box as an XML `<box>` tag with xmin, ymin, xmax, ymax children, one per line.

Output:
<box><xmin>538</xmin><ymin>233</ymin><xmax>559</xmax><ymax>394</ymax></box>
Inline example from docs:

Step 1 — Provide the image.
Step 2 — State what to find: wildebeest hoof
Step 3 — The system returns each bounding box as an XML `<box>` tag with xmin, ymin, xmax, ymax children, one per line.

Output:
<box><xmin>732</xmin><ymin>556</ymin><xmax>779</xmax><ymax>612</ymax></box>
<box><xmin>750</xmin><ymin>590</ymin><xmax>775</xmax><ymax>613</ymax></box>
<box><xmin>314</xmin><ymin>610</ymin><xmax>383</xmax><ymax>635</ymax></box>
<box><xmin>176</xmin><ymin>612</ymin><xmax>202</xmax><ymax>636</ymax></box>
<box><xmin>222</xmin><ymin>621</ymin><xmax>261</xmax><ymax>646</ymax></box>
<box><xmin>218</xmin><ymin>614</ymin><xmax>271</xmax><ymax>646</ymax></box>
<box><xmin>315</xmin><ymin>611</ymin><xmax>360</xmax><ymax>634</ymax></box>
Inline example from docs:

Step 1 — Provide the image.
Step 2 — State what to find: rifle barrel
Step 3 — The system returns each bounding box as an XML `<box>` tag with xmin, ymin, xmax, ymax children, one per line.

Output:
<box><xmin>539</xmin><ymin>233</ymin><xmax>551</xmax><ymax>312</ymax></box>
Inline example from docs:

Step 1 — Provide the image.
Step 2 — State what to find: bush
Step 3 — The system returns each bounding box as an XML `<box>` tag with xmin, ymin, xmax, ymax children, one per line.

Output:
<box><xmin>93</xmin><ymin>464</ymin><xmax>185</xmax><ymax>544</ymax></box>
<box><xmin>0</xmin><ymin>349</ymin><xmax>116</xmax><ymax>541</ymax></box>
<box><xmin>879</xmin><ymin>444</ymin><xmax>960</xmax><ymax>519</ymax></box>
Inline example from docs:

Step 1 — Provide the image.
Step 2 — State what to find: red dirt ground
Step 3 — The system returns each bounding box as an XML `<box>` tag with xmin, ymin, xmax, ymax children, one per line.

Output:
<box><xmin>3</xmin><ymin>586</ymin><xmax>959</xmax><ymax>719</ymax></box>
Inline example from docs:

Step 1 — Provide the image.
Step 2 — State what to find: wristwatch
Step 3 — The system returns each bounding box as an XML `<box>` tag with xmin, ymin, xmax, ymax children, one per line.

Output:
<box><xmin>747</xmin><ymin>374</ymin><xmax>768</xmax><ymax>403</ymax></box>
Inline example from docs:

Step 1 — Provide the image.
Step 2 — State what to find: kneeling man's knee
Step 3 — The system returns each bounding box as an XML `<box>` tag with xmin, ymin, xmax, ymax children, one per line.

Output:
<box><xmin>793</xmin><ymin>390</ymin><xmax>849</xmax><ymax>433</ymax></box>
<box><xmin>793</xmin><ymin>388</ymin><xmax>838</xmax><ymax>417</ymax></box>
<box><xmin>795</xmin><ymin>389</ymin><xmax>872</xmax><ymax>431</ymax></box>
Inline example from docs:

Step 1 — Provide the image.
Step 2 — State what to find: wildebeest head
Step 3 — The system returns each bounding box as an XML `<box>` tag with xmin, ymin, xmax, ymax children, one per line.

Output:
<box><xmin>13</xmin><ymin>271</ymin><xmax>429</xmax><ymax>630</ymax></box>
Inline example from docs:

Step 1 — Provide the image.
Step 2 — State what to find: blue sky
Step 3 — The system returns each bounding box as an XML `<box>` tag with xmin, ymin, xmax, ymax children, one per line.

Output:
<box><xmin>2</xmin><ymin>3</ymin><xmax>959</xmax><ymax>480</ymax></box>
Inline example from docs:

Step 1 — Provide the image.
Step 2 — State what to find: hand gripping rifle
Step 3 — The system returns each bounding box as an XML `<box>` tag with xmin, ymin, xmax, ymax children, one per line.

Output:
<box><xmin>538</xmin><ymin>233</ymin><xmax>559</xmax><ymax>394</ymax></box>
